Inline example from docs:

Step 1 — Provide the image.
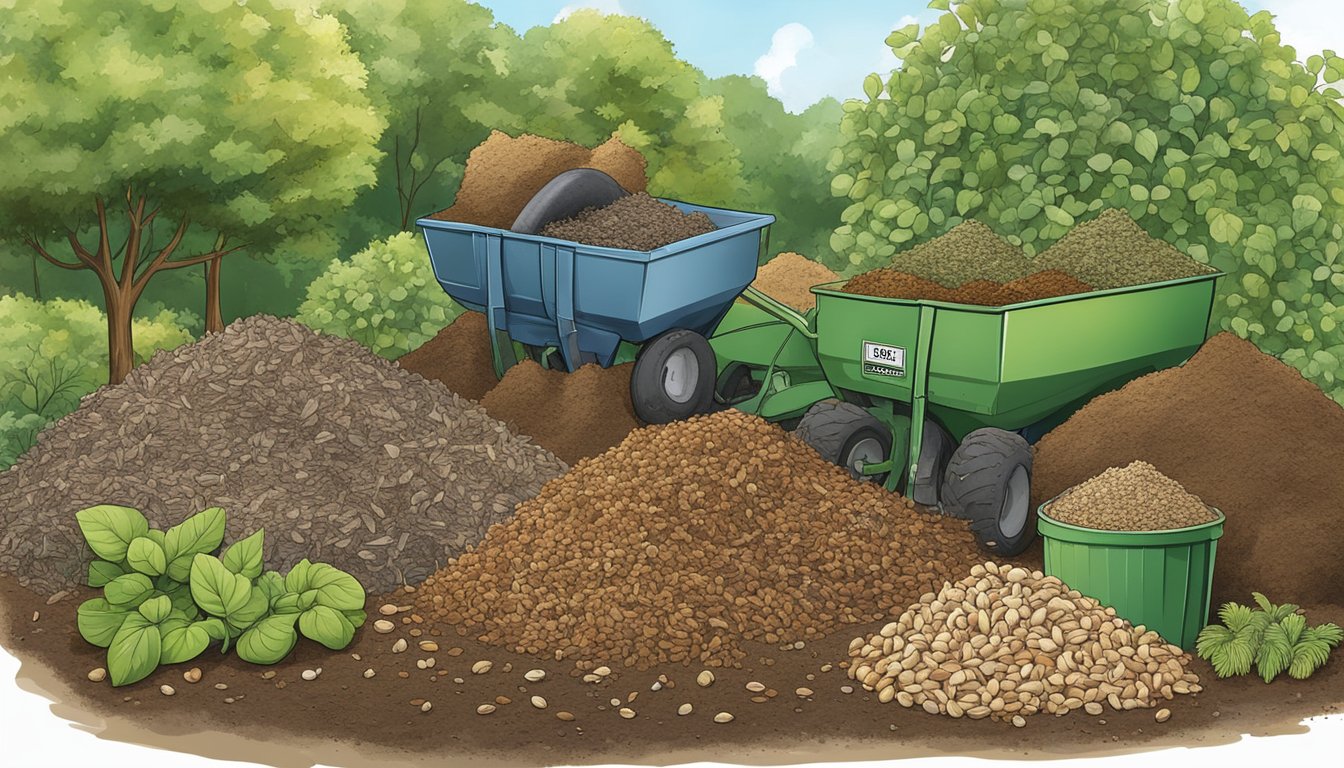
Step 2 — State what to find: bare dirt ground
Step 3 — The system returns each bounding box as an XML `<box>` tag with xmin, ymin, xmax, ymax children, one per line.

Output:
<box><xmin>4</xmin><ymin>575</ymin><xmax>1340</xmax><ymax>767</ymax></box>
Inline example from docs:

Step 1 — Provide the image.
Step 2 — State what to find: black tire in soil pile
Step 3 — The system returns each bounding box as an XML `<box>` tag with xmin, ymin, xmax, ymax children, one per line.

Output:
<box><xmin>795</xmin><ymin>399</ymin><xmax>892</xmax><ymax>483</ymax></box>
<box><xmin>510</xmin><ymin>168</ymin><xmax>629</xmax><ymax>234</ymax></box>
<box><xmin>940</xmin><ymin>427</ymin><xmax>1035</xmax><ymax>556</ymax></box>
<box><xmin>910</xmin><ymin>419</ymin><xmax>953</xmax><ymax>507</ymax></box>
<box><xmin>631</xmin><ymin>329</ymin><xmax>717</xmax><ymax>424</ymax></box>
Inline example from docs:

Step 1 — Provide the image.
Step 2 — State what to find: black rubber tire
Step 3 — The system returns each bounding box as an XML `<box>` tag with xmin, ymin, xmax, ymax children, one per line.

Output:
<box><xmin>940</xmin><ymin>428</ymin><xmax>1035</xmax><ymax>556</ymax></box>
<box><xmin>510</xmin><ymin>168</ymin><xmax>629</xmax><ymax>234</ymax></box>
<box><xmin>909</xmin><ymin>419</ymin><xmax>953</xmax><ymax>507</ymax></box>
<box><xmin>795</xmin><ymin>400</ymin><xmax>892</xmax><ymax>484</ymax></box>
<box><xmin>630</xmin><ymin>330</ymin><xmax>716</xmax><ymax>424</ymax></box>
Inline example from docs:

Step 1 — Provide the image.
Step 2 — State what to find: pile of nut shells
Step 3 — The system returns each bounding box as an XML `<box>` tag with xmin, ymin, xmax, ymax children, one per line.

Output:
<box><xmin>1047</xmin><ymin>460</ymin><xmax>1218</xmax><ymax>532</ymax></box>
<box><xmin>847</xmin><ymin>562</ymin><xmax>1201</xmax><ymax>724</ymax></box>
<box><xmin>414</xmin><ymin>410</ymin><xmax>983</xmax><ymax>670</ymax></box>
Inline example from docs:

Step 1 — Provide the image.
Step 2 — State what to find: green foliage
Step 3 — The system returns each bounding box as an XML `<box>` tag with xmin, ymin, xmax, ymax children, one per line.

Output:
<box><xmin>1196</xmin><ymin>593</ymin><xmax>1342</xmax><ymax>682</ymax></box>
<box><xmin>295</xmin><ymin>232</ymin><xmax>461</xmax><ymax>358</ymax></box>
<box><xmin>829</xmin><ymin>0</ymin><xmax>1344</xmax><ymax>403</ymax></box>
<box><xmin>74</xmin><ymin>505</ymin><xmax>367</xmax><ymax>686</ymax></box>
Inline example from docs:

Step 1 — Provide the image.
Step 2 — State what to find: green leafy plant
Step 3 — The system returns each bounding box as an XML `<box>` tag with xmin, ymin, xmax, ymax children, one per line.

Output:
<box><xmin>1196</xmin><ymin>593</ymin><xmax>1343</xmax><ymax>682</ymax></box>
<box><xmin>75</xmin><ymin>505</ymin><xmax>367</xmax><ymax>686</ymax></box>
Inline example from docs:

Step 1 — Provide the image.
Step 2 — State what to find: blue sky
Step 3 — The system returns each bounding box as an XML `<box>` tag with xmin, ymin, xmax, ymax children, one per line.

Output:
<box><xmin>480</xmin><ymin>1</ymin><xmax>1343</xmax><ymax>112</ymax></box>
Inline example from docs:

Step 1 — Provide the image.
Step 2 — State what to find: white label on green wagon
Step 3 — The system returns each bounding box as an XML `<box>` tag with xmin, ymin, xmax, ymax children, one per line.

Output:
<box><xmin>862</xmin><ymin>341</ymin><xmax>905</xmax><ymax>376</ymax></box>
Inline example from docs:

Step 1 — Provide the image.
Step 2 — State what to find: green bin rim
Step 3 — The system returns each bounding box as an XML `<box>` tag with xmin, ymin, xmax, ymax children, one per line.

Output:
<box><xmin>1038</xmin><ymin>495</ymin><xmax>1225</xmax><ymax>547</ymax></box>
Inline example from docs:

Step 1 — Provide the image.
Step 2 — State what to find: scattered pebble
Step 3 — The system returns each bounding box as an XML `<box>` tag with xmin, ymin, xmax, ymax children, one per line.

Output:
<box><xmin>183</xmin><ymin>668</ymin><xmax>202</xmax><ymax>684</ymax></box>
<box><xmin>840</xmin><ymin>685</ymin><xmax>854</xmax><ymax>694</ymax></box>
<box><xmin>1085</xmin><ymin>702</ymin><xmax>1104</xmax><ymax>716</ymax></box>
<box><xmin>496</xmin><ymin>696</ymin><xmax>512</xmax><ymax>705</ymax></box>
<box><xmin>531</xmin><ymin>695</ymin><xmax>547</xmax><ymax>709</ymax></box>
<box><xmin>379</xmin><ymin>604</ymin><xmax>399</xmax><ymax>616</ymax></box>
<box><xmin>697</xmin><ymin>670</ymin><xmax>715</xmax><ymax>687</ymax></box>
<box><xmin>391</xmin><ymin>639</ymin><xmax>408</xmax><ymax>654</ymax></box>
<box><xmin>214</xmin><ymin>683</ymin><xmax>228</xmax><ymax>691</ymax></box>
<box><xmin>477</xmin><ymin>704</ymin><xmax>496</xmax><ymax>715</ymax></box>
<box><xmin>745</xmin><ymin>681</ymin><xmax>766</xmax><ymax>693</ymax></box>
<box><xmin>301</xmin><ymin>669</ymin><xmax>319</xmax><ymax>681</ymax></box>
<box><xmin>593</xmin><ymin>665</ymin><xmax>612</xmax><ymax>677</ymax></box>
<box><xmin>471</xmin><ymin>660</ymin><xmax>493</xmax><ymax>674</ymax></box>
<box><xmin>524</xmin><ymin>669</ymin><xmax>547</xmax><ymax>682</ymax></box>
<box><xmin>714</xmin><ymin>712</ymin><xmax>735</xmax><ymax>724</ymax></box>
<box><xmin>419</xmin><ymin>640</ymin><xmax>439</xmax><ymax>652</ymax></box>
<box><xmin>31</xmin><ymin>611</ymin><xmax>39</xmax><ymax>622</ymax></box>
<box><xmin>796</xmin><ymin>687</ymin><xmax>813</xmax><ymax>697</ymax></box>
<box><xmin>1012</xmin><ymin>715</ymin><xmax>1026</xmax><ymax>728</ymax></box>
<box><xmin>678</xmin><ymin>703</ymin><xmax>693</xmax><ymax>716</ymax></box>
<box><xmin>610</xmin><ymin>698</ymin><xmax>622</xmax><ymax>707</ymax></box>
<box><xmin>373</xmin><ymin>619</ymin><xmax>395</xmax><ymax>634</ymax></box>
<box><xmin>261</xmin><ymin>671</ymin><xmax>276</xmax><ymax>680</ymax></box>
<box><xmin>420</xmin><ymin>701</ymin><xmax>433</xmax><ymax>713</ymax></box>
<box><xmin>556</xmin><ymin>711</ymin><xmax>575</xmax><ymax>721</ymax></box>
<box><xmin>160</xmin><ymin>685</ymin><xmax>175</xmax><ymax>696</ymax></box>
<box><xmin>618</xmin><ymin>707</ymin><xmax>636</xmax><ymax>719</ymax></box>
<box><xmin>363</xmin><ymin>669</ymin><xmax>376</xmax><ymax>679</ymax></box>
<box><xmin>1155</xmin><ymin>708</ymin><xmax>1172</xmax><ymax>723</ymax></box>
<box><xmin>87</xmin><ymin>668</ymin><xmax>106</xmax><ymax>683</ymax></box>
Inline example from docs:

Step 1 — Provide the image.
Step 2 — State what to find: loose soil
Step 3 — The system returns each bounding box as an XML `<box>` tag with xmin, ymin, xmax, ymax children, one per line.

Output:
<box><xmin>1033</xmin><ymin>332</ymin><xmax>1344</xmax><ymax>606</ymax></box>
<box><xmin>414</xmin><ymin>410</ymin><xmax>985</xmax><ymax>670</ymax></box>
<box><xmin>1048</xmin><ymin>461</ymin><xmax>1219</xmax><ymax>532</ymax></box>
<box><xmin>0</xmin><ymin>316</ymin><xmax>566</xmax><ymax>595</ymax></box>
<box><xmin>427</xmin><ymin>131</ymin><xmax>648</xmax><ymax>230</ymax></box>
<box><xmin>749</xmin><ymin>252</ymin><xmax>839</xmax><ymax>311</ymax></box>
<box><xmin>841</xmin><ymin>268</ymin><xmax>1094</xmax><ymax>306</ymax></box>
<box><xmin>3</xmin><ymin>576</ymin><xmax>1340</xmax><ymax>767</ymax></box>
<box><xmin>539</xmin><ymin>192</ymin><xmax>716</xmax><ymax>251</ymax></box>
<box><xmin>882</xmin><ymin>219</ymin><xmax>1032</xmax><ymax>286</ymax></box>
<box><xmin>396</xmin><ymin>311</ymin><xmax>499</xmax><ymax>402</ymax></box>
<box><xmin>1035</xmin><ymin>209</ymin><xmax>1216</xmax><ymax>289</ymax></box>
<box><xmin>479</xmin><ymin>360</ymin><xmax>640</xmax><ymax>466</ymax></box>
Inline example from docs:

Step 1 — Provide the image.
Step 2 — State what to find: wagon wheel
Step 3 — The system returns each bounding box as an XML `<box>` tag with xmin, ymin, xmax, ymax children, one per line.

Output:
<box><xmin>630</xmin><ymin>329</ymin><xmax>717</xmax><ymax>424</ymax></box>
<box><xmin>940</xmin><ymin>428</ymin><xmax>1035</xmax><ymax>556</ymax></box>
<box><xmin>795</xmin><ymin>399</ymin><xmax>892</xmax><ymax>484</ymax></box>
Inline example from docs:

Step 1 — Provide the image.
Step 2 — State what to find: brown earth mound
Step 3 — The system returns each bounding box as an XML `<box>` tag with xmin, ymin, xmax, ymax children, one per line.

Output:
<box><xmin>428</xmin><ymin>131</ymin><xmax>648</xmax><ymax>229</ymax></box>
<box><xmin>0</xmin><ymin>316</ymin><xmax>567</xmax><ymax>595</ymax></box>
<box><xmin>414</xmin><ymin>409</ymin><xmax>984</xmax><ymax>670</ymax></box>
<box><xmin>397</xmin><ymin>311</ymin><xmax>498</xmax><ymax>401</ymax></box>
<box><xmin>539</xmin><ymin>192</ymin><xmax>716</xmax><ymax>251</ymax></box>
<box><xmin>841</xmin><ymin>269</ymin><xmax>1092</xmax><ymax>306</ymax></box>
<box><xmin>480</xmin><ymin>360</ymin><xmax>640</xmax><ymax>465</ymax></box>
<box><xmin>751</xmin><ymin>252</ymin><xmax>840</xmax><ymax>311</ymax></box>
<box><xmin>1032</xmin><ymin>332</ymin><xmax>1344</xmax><ymax>605</ymax></box>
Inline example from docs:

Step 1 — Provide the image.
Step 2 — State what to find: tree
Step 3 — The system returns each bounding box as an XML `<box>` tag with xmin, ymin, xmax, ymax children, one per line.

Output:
<box><xmin>323</xmin><ymin>0</ymin><xmax>521</xmax><ymax>232</ymax></box>
<box><xmin>295</xmin><ymin>232</ymin><xmax>462</xmax><ymax>359</ymax></box>
<box><xmin>830</xmin><ymin>0</ymin><xmax>1344</xmax><ymax>402</ymax></box>
<box><xmin>0</xmin><ymin>0</ymin><xmax>384</xmax><ymax>384</ymax></box>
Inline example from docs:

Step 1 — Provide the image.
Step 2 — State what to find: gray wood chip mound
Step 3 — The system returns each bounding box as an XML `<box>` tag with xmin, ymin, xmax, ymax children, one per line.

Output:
<box><xmin>0</xmin><ymin>315</ymin><xmax>567</xmax><ymax>595</ymax></box>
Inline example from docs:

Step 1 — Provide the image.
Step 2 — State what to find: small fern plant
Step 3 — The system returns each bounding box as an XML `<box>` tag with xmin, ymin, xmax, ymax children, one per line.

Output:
<box><xmin>1196</xmin><ymin>593</ymin><xmax>1343</xmax><ymax>682</ymax></box>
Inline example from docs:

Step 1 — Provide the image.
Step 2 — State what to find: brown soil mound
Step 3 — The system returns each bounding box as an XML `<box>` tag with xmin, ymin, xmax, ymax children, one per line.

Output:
<box><xmin>397</xmin><ymin>311</ymin><xmax>498</xmax><ymax>401</ymax></box>
<box><xmin>1032</xmin><ymin>332</ymin><xmax>1344</xmax><ymax>605</ymax></box>
<box><xmin>751</xmin><ymin>252</ymin><xmax>839</xmax><ymax>310</ymax></box>
<box><xmin>539</xmin><ymin>192</ymin><xmax>716</xmax><ymax>251</ymax></box>
<box><xmin>0</xmin><ymin>316</ymin><xmax>567</xmax><ymax>595</ymax></box>
<box><xmin>429</xmin><ymin>131</ymin><xmax>648</xmax><ymax>229</ymax></box>
<box><xmin>480</xmin><ymin>360</ymin><xmax>639</xmax><ymax>465</ymax></box>
<box><xmin>842</xmin><ymin>269</ymin><xmax>1092</xmax><ymax>306</ymax></box>
<box><xmin>414</xmin><ymin>409</ymin><xmax>984</xmax><ymax>670</ymax></box>
<box><xmin>884</xmin><ymin>219</ymin><xmax>1032</xmax><ymax>286</ymax></box>
<box><xmin>1034</xmin><ymin>208</ymin><xmax>1215</xmax><ymax>289</ymax></box>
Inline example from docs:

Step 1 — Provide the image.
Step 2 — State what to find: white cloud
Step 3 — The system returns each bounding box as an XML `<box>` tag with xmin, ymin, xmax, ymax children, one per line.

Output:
<box><xmin>553</xmin><ymin>0</ymin><xmax>624</xmax><ymax>24</ymax></box>
<box><xmin>1258</xmin><ymin>0</ymin><xmax>1344</xmax><ymax>62</ymax></box>
<box><xmin>876</xmin><ymin>15</ymin><xmax>920</xmax><ymax>74</ymax></box>
<box><xmin>753</xmin><ymin>22</ymin><xmax>815</xmax><ymax>97</ymax></box>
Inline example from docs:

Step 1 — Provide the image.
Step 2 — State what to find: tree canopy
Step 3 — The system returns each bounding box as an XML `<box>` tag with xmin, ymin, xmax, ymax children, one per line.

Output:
<box><xmin>829</xmin><ymin>0</ymin><xmax>1344</xmax><ymax>401</ymax></box>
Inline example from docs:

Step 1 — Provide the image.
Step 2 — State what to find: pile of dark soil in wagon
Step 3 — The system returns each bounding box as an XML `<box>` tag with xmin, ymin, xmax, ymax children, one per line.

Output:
<box><xmin>539</xmin><ymin>191</ymin><xmax>717</xmax><ymax>251</ymax></box>
<box><xmin>1032</xmin><ymin>332</ymin><xmax>1344</xmax><ymax>606</ymax></box>
<box><xmin>396</xmin><ymin>310</ymin><xmax>499</xmax><ymax>401</ymax></box>
<box><xmin>841</xmin><ymin>268</ymin><xmax>1094</xmax><ymax>305</ymax></box>
<box><xmin>0</xmin><ymin>316</ymin><xmax>566</xmax><ymax>596</ymax></box>
<box><xmin>414</xmin><ymin>409</ymin><xmax>985</xmax><ymax>670</ymax></box>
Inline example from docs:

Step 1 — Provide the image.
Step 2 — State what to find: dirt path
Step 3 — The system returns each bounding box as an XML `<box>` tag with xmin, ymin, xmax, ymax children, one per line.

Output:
<box><xmin>3</xmin><ymin>576</ymin><xmax>1340</xmax><ymax>767</ymax></box>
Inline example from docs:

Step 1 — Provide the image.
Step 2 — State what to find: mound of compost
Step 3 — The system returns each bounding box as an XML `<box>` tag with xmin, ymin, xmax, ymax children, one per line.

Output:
<box><xmin>882</xmin><ymin>219</ymin><xmax>1033</xmax><ymax>287</ymax></box>
<box><xmin>0</xmin><ymin>316</ymin><xmax>567</xmax><ymax>595</ymax></box>
<box><xmin>414</xmin><ymin>409</ymin><xmax>984</xmax><ymax>670</ymax></box>
<box><xmin>428</xmin><ymin>131</ymin><xmax>649</xmax><ymax>230</ymax></box>
<box><xmin>1032</xmin><ymin>333</ymin><xmax>1344</xmax><ymax>605</ymax></box>
<box><xmin>841</xmin><ymin>269</ymin><xmax>1093</xmax><ymax>306</ymax></box>
<box><xmin>1048</xmin><ymin>460</ymin><xmax>1217</xmax><ymax>532</ymax></box>
<box><xmin>538</xmin><ymin>192</ymin><xmax>716</xmax><ymax>251</ymax></box>
<box><xmin>750</xmin><ymin>252</ymin><xmax>839</xmax><ymax>311</ymax></box>
<box><xmin>1034</xmin><ymin>209</ymin><xmax>1214</xmax><ymax>289</ymax></box>
<box><xmin>397</xmin><ymin>311</ymin><xmax>499</xmax><ymax>401</ymax></box>
<box><xmin>480</xmin><ymin>360</ymin><xmax>640</xmax><ymax>465</ymax></box>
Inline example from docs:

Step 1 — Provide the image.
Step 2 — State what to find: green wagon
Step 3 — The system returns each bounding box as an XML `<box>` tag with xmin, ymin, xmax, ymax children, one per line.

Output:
<box><xmin>705</xmin><ymin>273</ymin><xmax>1220</xmax><ymax>555</ymax></box>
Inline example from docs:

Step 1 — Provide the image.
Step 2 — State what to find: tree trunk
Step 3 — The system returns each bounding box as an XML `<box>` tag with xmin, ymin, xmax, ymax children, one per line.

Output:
<box><xmin>204</xmin><ymin>256</ymin><xmax>224</xmax><ymax>333</ymax></box>
<box><xmin>30</xmin><ymin>250</ymin><xmax>42</xmax><ymax>300</ymax></box>
<box><xmin>106</xmin><ymin>292</ymin><xmax>135</xmax><ymax>386</ymax></box>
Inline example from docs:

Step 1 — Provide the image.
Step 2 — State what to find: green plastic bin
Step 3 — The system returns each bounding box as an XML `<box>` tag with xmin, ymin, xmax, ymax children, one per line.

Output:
<box><xmin>1037</xmin><ymin>500</ymin><xmax>1225</xmax><ymax>649</ymax></box>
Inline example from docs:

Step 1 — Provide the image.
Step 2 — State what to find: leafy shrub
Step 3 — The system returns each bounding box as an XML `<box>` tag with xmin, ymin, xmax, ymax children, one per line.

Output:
<box><xmin>829</xmin><ymin>0</ymin><xmax>1344</xmax><ymax>403</ymax></box>
<box><xmin>1196</xmin><ymin>593</ymin><xmax>1342</xmax><ymax>682</ymax></box>
<box><xmin>295</xmin><ymin>232</ymin><xmax>462</xmax><ymax>358</ymax></box>
<box><xmin>75</xmin><ymin>505</ymin><xmax>367</xmax><ymax>686</ymax></box>
<box><xmin>0</xmin><ymin>410</ymin><xmax>46</xmax><ymax>467</ymax></box>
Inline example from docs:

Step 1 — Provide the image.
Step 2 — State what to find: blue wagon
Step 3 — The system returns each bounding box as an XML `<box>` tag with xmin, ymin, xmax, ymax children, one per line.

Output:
<box><xmin>416</xmin><ymin>169</ymin><xmax>775</xmax><ymax>423</ymax></box>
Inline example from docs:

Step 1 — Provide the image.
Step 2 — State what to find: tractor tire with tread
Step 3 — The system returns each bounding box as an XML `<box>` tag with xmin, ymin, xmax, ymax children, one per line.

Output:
<box><xmin>795</xmin><ymin>400</ymin><xmax>892</xmax><ymax>484</ymax></box>
<box><xmin>941</xmin><ymin>427</ymin><xmax>1034</xmax><ymax>556</ymax></box>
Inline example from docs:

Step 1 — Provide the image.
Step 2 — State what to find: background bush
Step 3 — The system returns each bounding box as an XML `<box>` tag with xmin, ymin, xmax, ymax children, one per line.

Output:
<box><xmin>296</xmin><ymin>233</ymin><xmax>462</xmax><ymax>359</ymax></box>
<box><xmin>827</xmin><ymin>0</ymin><xmax>1344</xmax><ymax>403</ymax></box>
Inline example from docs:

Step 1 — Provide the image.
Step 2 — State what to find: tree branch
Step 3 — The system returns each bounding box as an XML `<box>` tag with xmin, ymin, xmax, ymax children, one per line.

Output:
<box><xmin>23</xmin><ymin>236</ymin><xmax>86</xmax><ymax>271</ymax></box>
<box><xmin>95</xmin><ymin>196</ymin><xmax>114</xmax><ymax>277</ymax></box>
<box><xmin>131</xmin><ymin>214</ymin><xmax>190</xmax><ymax>292</ymax></box>
<box><xmin>154</xmin><ymin>243</ymin><xmax>247</xmax><ymax>272</ymax></box>
<box><xmin>119</xmin><ymin>189</ymin><xmax>147</xmax><ymax>290</ymax></box>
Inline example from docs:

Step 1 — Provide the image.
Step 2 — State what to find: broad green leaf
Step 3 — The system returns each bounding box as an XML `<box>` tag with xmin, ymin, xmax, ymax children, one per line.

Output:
<box><xmin>137</xmin><ymin>595</ymin><xmax>172</xmax><ymax>624</ymax></box>
<box><xmin>863</xmin><ymin>73</ymin><xmax>883</xmax><ymax>101</ymax></box>
<box><xmin>221</xmin><ymin>529</ymin><xmax>265</xmax><ymax>579</ymax></box>
<box><xmin>104</xmin><ymin>573</ymin><xmax>155</xmax><ymax>607</ymax></box>
<box><xmin>165</xmin><ymin>583</ymin><xmax>197</xmax><ymax>614</ymax></box>
<box><xmin>164</xmin><ymin>507</ymin><xmax>227</xmax><ymax>581</ymax></box>
<box><xmin>227</xmin><ymin>589</ymin><xmax>271</xmax><ymax>631</ymax></box>
<box><xmin>126</xmin><ymin>536</ymin><xmax>167</xmax><ymax>577</ymax></box>
<box><xmin>77</xmin><ymin>598</ymin><xmax>130</xmax><ymax>648</ymax></box>
<box><xmin>308</xmin><ymin>563</ymin><xmax>365</xmax><ymax>611</ymax></box>
<box><xmin>341</xmin><ymin>608</ymin><xmax>368</xmax><ymax>629</ymax></box>
<box><xmin>88</xmin><ymin>560</ymin><xmax>127</xmax><ymax>588</ymax></box>
<box><xmin>76</xmin><ymin>505</ymin><xmax>149</xmax><ymax>563</ymax></box>
<box><xmin>190</xmin><ymin>554</ymin><xmax>252</xmax><ymax>618</ymax></box>
<box><xmin>256</xmin><ymin>571</ymin><xmax>286</xmax><ymax>605</ymax></box>
<box><xmin>283</xmin><ymin>559</ymin><xmax>315</xmax><ymax>594</ymax></box>
<box><xmin>160</xmin><ymin>622</ymin><xmax>212</xmax><ymax>665</ymax></box>
<box><xmin>298</xmin><ymin>605</ymin><xmax>356</xmax><ymax>650</ymax></box>
<box><xmin>272</xmin><ymin>593</ymin><xmax>302</xmax><ymax>615</ymax></box>
<box><xmin>236</xmin><ymin>613</ymin><xmax>299</xmax><ymax>665</ymax></box>
<box><xmin>1134</xmin><ymin>128</ymin><xmax>1159</xmax><ymax>162</ymax></box>
<box><xmin>1086</xmin><ymin>153</ymin><xmax>1112</xmax><ymax>172</ymax></box>
<box><xmin>107</xmin><ymin>614</ymin><xmax>162</xmax><ymax>687</ymax></box>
